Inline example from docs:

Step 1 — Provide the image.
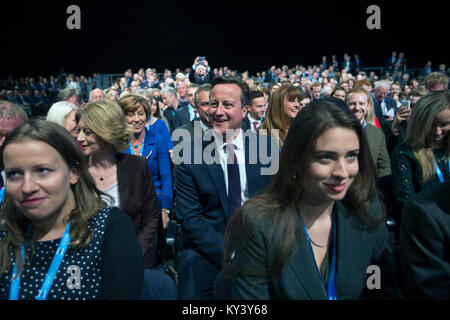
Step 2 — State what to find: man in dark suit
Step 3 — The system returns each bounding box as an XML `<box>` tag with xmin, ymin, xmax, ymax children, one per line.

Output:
<box><xmin>400</xmin><ymin>181</ymin><xmax>450</xmax><ymax>299</ymax></box>
<box><xmin>341</xmin><ymin>54</ymin><xmax>354</xmax><ymax>75</ymax></box>
<box><xmin>241</xmin><ymin>90</ymin><xmax>266</xmax><ymax>133</ymax></box>
<box><xmin>373</xmin><ymin>81</ymin><xmax>398</xmax><ymax>136</ymax></box>
<box><xmin>173</xmin><ymin>84</ymin><xmax>211</xmax><ymax>147</ymax></box>
<box><xmin>173</xmin><ymin>76</ymin><xmax>279</xmax><ymax>299</ymax></box>
<box><xmin>175</xmin><ymin>83</ymin><xmax>199</xmax><ymax>127</ymax></box>
<box><xmin>161</xmin><ymin>86</ymin><xmax>182</xmax><ymax>133</ymax></box>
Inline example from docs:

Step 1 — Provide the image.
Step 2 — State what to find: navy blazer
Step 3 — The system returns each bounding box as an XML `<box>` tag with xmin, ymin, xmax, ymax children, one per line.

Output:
<box><xmin>231</xmin><ymin>201</ymin><xmax>400</xmax><ymax>300</ymax></box>
<box><xmin>176</xmin><ymin>106</ymin><xmax>192</xmax><ymax>127</ymax></box>
<box><xmin>122</xmin><ymin>126</ymin><xmax>173</xmax><ymax>210</ymax></box>
<box><xmin>174</xmin><ymin>131</ymin><xmax>279</xmax><ymax>267</ymax></box>
<box><xmin>374</xmin><ymin>96</ymin><xmax>398</xmax><ymax>134</ymax></box>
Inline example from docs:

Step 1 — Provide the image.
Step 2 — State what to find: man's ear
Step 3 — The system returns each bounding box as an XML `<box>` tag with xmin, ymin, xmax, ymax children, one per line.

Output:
<box><xmin>241</xmin><ymin>105</ymin><xmax>249</xmax><ymax>119</ymax></box>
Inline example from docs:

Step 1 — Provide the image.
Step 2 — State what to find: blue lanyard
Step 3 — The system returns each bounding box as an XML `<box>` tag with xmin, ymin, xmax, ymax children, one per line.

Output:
<box><xmin>9</xmin><ymin>222</ymin><xmax>71</xmax><ymax>300</ymax></box>
<box><xmin>433</xmin><ymin>159</ymin><xmax>450</xmax><ymax>183</ymax></box>
<box><xmin>297</xmin><ymin>206</ymin><xmax>337</xmax><ymax>300</ymax></box>
<box><xmin>0</xmin><ymin>187</ymin><xmax>4</xmax><ymax>204</ymax></box>
<box><xmin>129</xmin><ymin>131</ymin><xmax>146</xmax><ymax>157</ymax></box>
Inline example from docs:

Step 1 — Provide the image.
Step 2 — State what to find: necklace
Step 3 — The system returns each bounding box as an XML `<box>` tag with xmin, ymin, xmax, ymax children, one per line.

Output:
<box><xmin>309</xmin><ymin>237</ymin><xmax>330</xmax><ymax>248</ymax></box>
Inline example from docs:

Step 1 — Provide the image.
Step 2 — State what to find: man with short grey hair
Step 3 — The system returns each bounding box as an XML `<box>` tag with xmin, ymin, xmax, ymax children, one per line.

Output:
<box><xmin>58</xmin><ymin>87</ymin><xmax>81</xmax><ymax>107</ymax></box>
<box><xmin>89</xmin><ymin>88</ymin><xmax>105</xmax><ymax>102</ymax></box>
<box><xmin>373</xmin><ymin>80</ymin><xmax>398</xmax><ymax>134</ymax></box>
<box><xmin>176</xmin><ymin>83</ymin><xmax>200</xmax><ymax>127</ymax></box>
<box><xmin>173</xmin><ymin>84</ymin><xmax>211</xmax><ymax>147</ymax></box>
<box><xmin>161</xmin><ymin>87</ymin><xmax>181</xmax><ymax>133</ymax></box>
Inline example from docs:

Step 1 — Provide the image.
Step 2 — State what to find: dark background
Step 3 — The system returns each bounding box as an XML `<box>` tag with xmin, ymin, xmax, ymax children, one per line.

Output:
<box><xmin>0</xmin><ymin>0</ymin><xmax>447</xmax><ymax>78</ymax></box>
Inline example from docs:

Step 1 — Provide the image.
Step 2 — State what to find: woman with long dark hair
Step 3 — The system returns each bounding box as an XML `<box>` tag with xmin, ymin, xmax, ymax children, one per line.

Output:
<box><xmin>224</xmin><ymin>100</ymin><xmax>399</xmax><ymax>300</ymax></box>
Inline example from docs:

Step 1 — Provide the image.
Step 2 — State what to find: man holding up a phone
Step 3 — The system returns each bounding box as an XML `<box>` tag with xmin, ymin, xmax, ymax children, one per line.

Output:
<box><xmin>189</xmin><ymin>56</ymin><xmax>216</xmax><ymax>85</ymax></box>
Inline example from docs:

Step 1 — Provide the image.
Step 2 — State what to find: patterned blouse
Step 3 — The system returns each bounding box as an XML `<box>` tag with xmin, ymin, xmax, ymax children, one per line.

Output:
<box><xmin>0</xmin><ymin>207</ymin><xmax>143</xmax><ymax>300</ymax></box>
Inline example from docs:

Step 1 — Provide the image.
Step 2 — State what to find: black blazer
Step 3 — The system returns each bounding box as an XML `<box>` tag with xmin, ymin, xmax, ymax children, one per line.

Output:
<box><xmin>116</xmin><ymin>153</ymin><xmax>160</xmax><ymax>268</ymax></box>
<box><xmin>231</xmin><ymin>201</ymin><xmax>400</xmax><ymax>300</ymax></box>
<box><xmin>400</xmin><ymin>181</ymin><xmax>450</xmax><ymax>299</ymax></box>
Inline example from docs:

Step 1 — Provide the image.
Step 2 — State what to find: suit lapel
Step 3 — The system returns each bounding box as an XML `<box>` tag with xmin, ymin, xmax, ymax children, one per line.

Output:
<box><xmin>142</xmin><ymin>128</ymin><xmax>155</xmax><ymax>160</ymax></box>
<box><xmin>244</xmin><ymin>133</ymin><xmax>260</xmax><ymax>198</ymax></box>
<box><xmin>202</xmin><ymin>138</ymin><xmax>229</xmax><ymax>217</ymax></box>
<box><xmin>334</xmin><ymin>201</ymin><xmax>361</xmax><ymax>298</ymax></box>
<box><xmin>288</xmin><ymin>222</ymin><xmax>328</xmax><ymax>299</ymax></box>
<box><xmin>116</xmin><ymin>153</ymin><xmax>129</xmax><ymax>211</ymax></box>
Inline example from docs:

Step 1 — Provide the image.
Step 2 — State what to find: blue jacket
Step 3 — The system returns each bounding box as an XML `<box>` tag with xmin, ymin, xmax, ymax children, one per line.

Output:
<box><xmin>123</xmin><ymin>124</ymin><xmax>173</xmax><ymax>210</ymax></box>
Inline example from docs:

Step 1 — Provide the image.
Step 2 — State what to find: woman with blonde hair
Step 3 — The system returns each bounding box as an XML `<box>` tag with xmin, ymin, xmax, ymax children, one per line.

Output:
<box><xmin>76</xmin><ymin>99</ymin><xmax>160</xmax><ymax>268</ymax></box>
<box><xmin>260</xmin><ymin>85</ymin><xmax>302</xmax><ymax>146</ymax></box>
<box><xmin>0</xmin><ymin>120</ymin><xmax>143</xmax><ymax>299</ymax></box>
<box><xmin>391</xmin><ymin>90</ymin><xmax>450</xmax><ymax>207</ymax></box>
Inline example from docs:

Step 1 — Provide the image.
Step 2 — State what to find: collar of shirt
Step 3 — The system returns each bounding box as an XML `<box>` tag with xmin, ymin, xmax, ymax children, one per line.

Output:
<box><xmin>188</xmin><ymin>104</ymin><xmax>196</xmax><ymax>120</ymax></box>
<box><xmin>213</xmin><ymin>128</ymin><xmax>244</xmax><ymax>153</ymax></box>
<box><xmin>247</xmin><ymin>113</ymin><xmax>261</xmax><ymax>125</ymax></box>
<box><xmin>362</xmin><ymin>120</ymin><xmax>367</xmax><ymax>131</ymax></box>
<box><xmin>200</xmin><ymin>121</ymin><xmax>209</xmax><ymax>133</ymax></box>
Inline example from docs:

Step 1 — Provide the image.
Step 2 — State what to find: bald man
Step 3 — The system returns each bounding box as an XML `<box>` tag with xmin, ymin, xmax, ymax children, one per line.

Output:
<box><xmin>89</xmin><ymin>88</ymin><xmax>105</xmax><ymax>102</ymax></box>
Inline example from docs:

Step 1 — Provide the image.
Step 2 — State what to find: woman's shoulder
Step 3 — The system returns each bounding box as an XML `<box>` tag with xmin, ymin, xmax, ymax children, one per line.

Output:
<box><xmin>89</xmin><ymin>206</ymin><xmax>117</xmax><ymax>226</ymax></box>
<box><xmin>240</xmin><ymin>201</ymin><xmax>279</xmax><ymax>231</ymax></box>
<box><xmin>392</xmin><ymin>142</ymin><xmax>416</xmax><ymax>159</ymax></box>
<box><xmin>151</xmin><ymin>118</ymin><xmax>169</xmax><ymax>132</ymax></box>
<box><xmin>89</xmin><ymin>207</ymin><xmax>135</xmax><ymax>239</ymax></box>
<box><xmin>0</xmin><ymin>227</ymin><xmax>5</xmax><ymax>242</ymax></box>
<box><xmin>337</xmin><ymin>200</ymin><xmax>385</xmax><ymax>233</ymax></box>
<box><xmin>116</xmin><ymin>152</ymin><xmax>148</xmax><ymax>167</ymax></box>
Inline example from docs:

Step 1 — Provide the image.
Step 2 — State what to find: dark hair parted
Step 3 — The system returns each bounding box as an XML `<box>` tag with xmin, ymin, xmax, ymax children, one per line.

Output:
<box><xmin>224</xmin><ymin>99</ymin><xmax>382</xmax><ymax>279</ymax></box>
<box><xmin>210</xmin><ymin>76</ymin><xmax>250</xmax><ymax>108</ymax></box>
<box><xmin>0</xmin><ymin>120</ymin><xmax>109</xmax><ymax>276</ymax></box>
<box><xmin>249</xmin><ymin>90</ymin><xmax>265</xmax><ymax>105</ymax></box>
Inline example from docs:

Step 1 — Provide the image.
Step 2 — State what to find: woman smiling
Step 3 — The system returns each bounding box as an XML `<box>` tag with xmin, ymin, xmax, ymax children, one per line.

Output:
<box><xmin>224</xmin><ymin>100</ymin><xmax>399</xmax><ymax>300</ymax></box>
<box><xmin>76</xmin><ymin>100</ymin><xmax>160</xmax><ymax>268</ymax></box>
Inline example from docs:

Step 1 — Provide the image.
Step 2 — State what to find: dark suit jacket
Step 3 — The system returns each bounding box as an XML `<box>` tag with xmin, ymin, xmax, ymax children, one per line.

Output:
<box><xmin>176</xmin><ymin>106</ymin><xmax>191</xmax><ymax>127</ymax></box>
<box><xmin>400</xmin><ymin>181</ymin><xmax>450</xmax><ymax>299</ymax></box>
<box><xmin>116</xmin><ymin>153</ymin><xmax>160</xmax><ymax>268</ymax></box>
<box><xmin>231</xmin><ymin>201</ymin><xmax>399</xmax><ymax>300</ymax></box>
<box><xmin>365</xmin><ymin>124</ymin><xmax>391</xmax><ymax>179</ymax></box>
<box><xmin>163</xmin><ymin>106</ymin><xmax>181</xmax><ymax>134</ymax></box>
<box><xmin>241</xmin><ymin>117</ymin><xmax>251</xmax><ymax>132</ymax></box>
<box><xmin>174</xmin><ymin>132</ymin><xmax>279</xmax><ymax>267</ymax></box>
<box><xmin>172</xmin><ymin>118</ymin><xmax>207</xmax><ymax>148</ymax></box>
<box><xmin>374</xmin><ymin>96</ymin><xmax>398</xmax><ymax>135</ymax></box>
<box><xmin>341</xmin><ymin>61</ymin><xmax>354</xmax><ymax>74</ymax></box>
